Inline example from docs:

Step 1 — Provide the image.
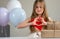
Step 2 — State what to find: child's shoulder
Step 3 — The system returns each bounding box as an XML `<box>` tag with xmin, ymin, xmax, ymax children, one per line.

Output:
<box><xmin>48</xmin><ymin>17</ymin><xmax>53</xmax><ymax>21</ymax></box>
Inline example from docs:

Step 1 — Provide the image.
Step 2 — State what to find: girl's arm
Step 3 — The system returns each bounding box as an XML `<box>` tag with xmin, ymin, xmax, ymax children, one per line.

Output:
<box><xmin>17</xmin><ymin>17</ymin><xmax>32</xmax><ymax>29</ymax></box>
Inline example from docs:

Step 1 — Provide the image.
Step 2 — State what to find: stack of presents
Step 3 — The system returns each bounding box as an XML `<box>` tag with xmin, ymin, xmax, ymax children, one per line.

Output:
<box><xmin>41</xmin><ymin>21</ymin><xmax>60</xmax><ymax>38</ymax></box>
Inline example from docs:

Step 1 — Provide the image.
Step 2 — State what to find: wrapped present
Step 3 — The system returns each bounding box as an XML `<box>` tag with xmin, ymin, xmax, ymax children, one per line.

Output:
<box><xmin>41</xmin><ymin>21</ymin><xmax>60</xmax><ymax>38</ymax></box>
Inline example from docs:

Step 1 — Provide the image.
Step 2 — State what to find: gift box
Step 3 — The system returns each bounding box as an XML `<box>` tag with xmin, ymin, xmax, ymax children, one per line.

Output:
<box><xmin>41</xmin><ymin>21</ymin><xmax>60</xmax><ymax>38</ymax></box>
<box><xmin>41</xmin><ymin>30</ymin><xmax>54</xmax><ymax>38</ymax></box>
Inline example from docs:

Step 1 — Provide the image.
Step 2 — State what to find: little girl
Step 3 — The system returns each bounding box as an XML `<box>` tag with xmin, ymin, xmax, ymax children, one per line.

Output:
<box><xmin>17</xmin><ymin>0</ymin><xmax>52</xmax><ymax>38</ymax></box>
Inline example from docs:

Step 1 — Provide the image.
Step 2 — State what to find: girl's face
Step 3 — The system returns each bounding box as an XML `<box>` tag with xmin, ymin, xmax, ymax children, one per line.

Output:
<box><xmin>35</xmin><ymin>2</ymin><xmax>44</xmax><ymax>15</ymax></box>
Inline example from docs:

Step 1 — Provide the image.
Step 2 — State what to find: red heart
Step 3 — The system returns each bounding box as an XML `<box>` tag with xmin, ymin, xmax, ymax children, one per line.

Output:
<box><xmin>36</xmin><ymin>21</ymin><xmax>42</xmax><ymax>25</ymax></box>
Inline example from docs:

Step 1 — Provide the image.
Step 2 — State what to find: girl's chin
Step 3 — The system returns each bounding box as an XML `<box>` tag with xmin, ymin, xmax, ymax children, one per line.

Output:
<box><xmin>37</xmin><ymin>12</ymin><xmax>42</xmax><ymax>14</ymax></box>
<box><xmin>37</xmin><ymin>13</ymin><xmax>42</xmax><ymax>15</ymax></box>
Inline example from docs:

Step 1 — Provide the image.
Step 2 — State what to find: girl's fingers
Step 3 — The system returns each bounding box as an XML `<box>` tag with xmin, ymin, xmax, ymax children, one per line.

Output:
<box><xmin>32</xmin><ymin>18</ymin><xmax>37</xmax><ymax>25</ymax></box>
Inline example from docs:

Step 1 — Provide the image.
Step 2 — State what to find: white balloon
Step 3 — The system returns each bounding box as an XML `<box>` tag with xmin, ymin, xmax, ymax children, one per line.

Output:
<box><xmin>6</xmin><ymin>0</ymin><xmax>22</xmax><ymax>12</ymax></box>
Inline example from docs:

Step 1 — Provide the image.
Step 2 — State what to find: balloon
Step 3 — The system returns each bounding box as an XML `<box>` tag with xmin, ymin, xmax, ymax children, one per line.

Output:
<box><xmin>9</xmin><ymin>8</ymin><xmax>26</xmax><ymax>27</ymax></box>
<box><xmin>6</xmin><ymin>0</ymin><xmax>22</xmax><ymax>12</ymax></box>
<box><xmin>0</xmin><ymin>7</ymin><xmax>9</xmax><ymax>26</ymax></box>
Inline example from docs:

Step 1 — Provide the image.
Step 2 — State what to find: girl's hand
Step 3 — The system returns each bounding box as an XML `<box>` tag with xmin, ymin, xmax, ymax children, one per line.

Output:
<box><xmin>40</xmin><ymin>18</ymin><xmax>47</xmax><ymax>25</ymax></box>
<box><xmin>36</xmin><ymin>16</ymin><xmax>47</xmax><ymax>26</ymax></box>
<box><xmin>32</xmin><ymin>17</ymin><xmax>38</xmax><ymax>25</ymax></box>
<box><xmin>39</xmin><ymin>22</ymin><xmax>47</xmax><ymax>26</ymax></box>
<box><xmin>31</xmin><ymin>16</ymin><xmax>47</xmax><ymax>26</ymax></box>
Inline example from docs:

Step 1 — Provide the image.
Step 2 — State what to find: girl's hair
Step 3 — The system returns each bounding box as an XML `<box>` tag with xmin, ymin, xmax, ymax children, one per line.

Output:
<box><xmin>29</xmin><ymin>0</ymin><xmax>49</xmax><ymax>33</ymax></box>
